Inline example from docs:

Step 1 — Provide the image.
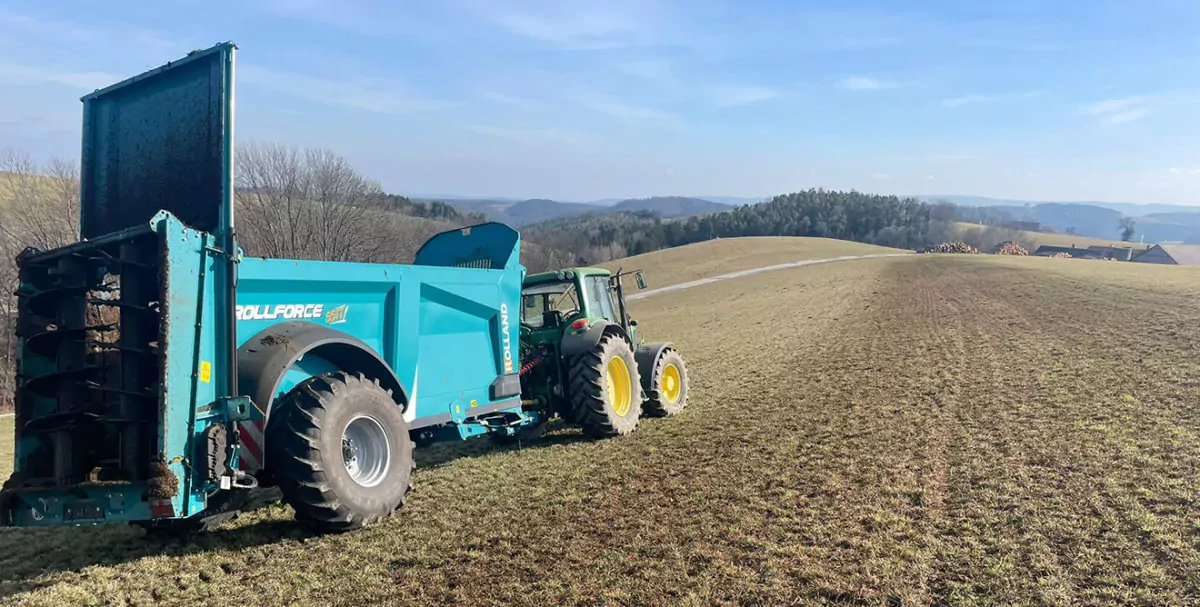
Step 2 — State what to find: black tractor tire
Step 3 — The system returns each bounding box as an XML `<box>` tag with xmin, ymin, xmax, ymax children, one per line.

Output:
<box><xmin>642</xmin><ymin>348</ymin><xmax>689</xmax><ymax>417</ymax></box>
<box><xmin>266</xmin><ymin>371</ymin><xmax>413</xmax><ymax>533</ymax></box>
<box><xmin>568</xmin><ymin>333</ymin><xmax>643</xmax><ymax>437</ymax></box>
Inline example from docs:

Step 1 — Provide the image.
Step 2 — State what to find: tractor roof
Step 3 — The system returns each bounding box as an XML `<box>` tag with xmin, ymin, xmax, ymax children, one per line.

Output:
<box><xmin>523</xmin><ymin>267</ymin><xmax>610</xmax><ymax>286</ymax></box>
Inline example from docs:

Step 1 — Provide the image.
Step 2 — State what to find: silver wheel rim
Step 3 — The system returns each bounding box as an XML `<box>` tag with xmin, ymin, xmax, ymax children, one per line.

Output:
<box><xmin>342</xmin><ymin>415</ymin><xmax>391</xmax><ymax>488</ymax></box>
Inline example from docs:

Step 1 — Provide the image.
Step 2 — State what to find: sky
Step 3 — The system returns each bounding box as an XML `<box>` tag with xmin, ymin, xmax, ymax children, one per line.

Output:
<box><xmin>1</xmin><ymin>0</ymin><xmax>1199</xmax><ymax>204</ymax></box>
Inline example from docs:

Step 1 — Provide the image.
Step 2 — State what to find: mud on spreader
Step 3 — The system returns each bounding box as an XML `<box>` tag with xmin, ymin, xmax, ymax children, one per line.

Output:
<box><xmin>1</xmin><ymin>43</ymin><xmax>689</xmax><ymax>533</ymax></box>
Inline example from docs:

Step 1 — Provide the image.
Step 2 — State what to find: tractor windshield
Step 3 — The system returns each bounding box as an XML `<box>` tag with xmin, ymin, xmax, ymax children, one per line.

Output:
<box><xmin>521</xmin><ymin>281</ymin><xmax>579</xmax><ymax>329</ymax></box>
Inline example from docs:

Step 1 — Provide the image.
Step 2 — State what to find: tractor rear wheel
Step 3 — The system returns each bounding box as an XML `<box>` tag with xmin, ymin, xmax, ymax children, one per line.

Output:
<box><xmin>266</xmin><ymin>371</ymin><xmax>413</xmax><ymax>533</ymax></box>
<box><xmin>642</xmin><ymin>348</ymin><xmax>689</xmax><ymax>417</ymax></box>
<box><xmin>569</xmin><ymin>333</ymin><xmax>642</xmax><ymax>437</ymax></box>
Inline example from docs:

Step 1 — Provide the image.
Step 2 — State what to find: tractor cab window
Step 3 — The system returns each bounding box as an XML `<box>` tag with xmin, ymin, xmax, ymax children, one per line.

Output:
<box><xmin>586</xmin><ymin>275</ymin><xmax>619</xmax><ymax>323</ymax></box>
<box><xmin>521</xmin><ymin>281</ymin><xmax>579</xmax><ymax>329</ymax></box>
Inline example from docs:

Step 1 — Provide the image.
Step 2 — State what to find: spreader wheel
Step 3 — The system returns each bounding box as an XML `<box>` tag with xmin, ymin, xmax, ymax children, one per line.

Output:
<box><xmin>266</xmin><ymin>371</ymin><xmax>413</xmax><ymax>532</ymax></box>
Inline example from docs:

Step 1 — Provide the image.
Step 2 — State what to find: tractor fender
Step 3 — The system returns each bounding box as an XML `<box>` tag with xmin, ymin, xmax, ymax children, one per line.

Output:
<box><xmin>634</xmin><ymin>342</ymin><xmax>675</xmax><ymax>387</ymax></box>
<box><xmin>561</xmin><ymin>321</ymin><xmax>630</xmax><ymax>358</ymax></box>
<box><xmin>237</xmin><ymin>321</ymin><xmax>408</xmax><ymax>421</ymax></box>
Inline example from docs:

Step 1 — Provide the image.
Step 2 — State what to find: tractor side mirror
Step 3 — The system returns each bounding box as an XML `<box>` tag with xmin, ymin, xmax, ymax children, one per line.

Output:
<box><xmin>635</xmin><ymin>270</ymin><xmax>647</xmax><ymax>290</ymax></box>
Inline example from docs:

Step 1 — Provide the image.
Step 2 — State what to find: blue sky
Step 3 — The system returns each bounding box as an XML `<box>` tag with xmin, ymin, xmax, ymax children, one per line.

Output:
<box><xmin>1</xmin><ymin>0</ymin><xmax>1199</xmax><ymax>204</ymax></box>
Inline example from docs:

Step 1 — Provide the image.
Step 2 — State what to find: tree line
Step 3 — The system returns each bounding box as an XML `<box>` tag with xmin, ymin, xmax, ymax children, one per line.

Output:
<box><xmin>522</xmin><ymin>190</ymin><xmax>965</xmax><ymax>265</ymax></box>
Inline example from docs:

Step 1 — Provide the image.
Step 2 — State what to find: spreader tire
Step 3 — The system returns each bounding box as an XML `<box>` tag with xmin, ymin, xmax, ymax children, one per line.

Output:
<box><xmin>642</xmin><ymin>348</ymin><xmax>689</xmax><ymax>417</ymax></box>
<box><xmin>569</xmin><ymin>333</ymin><xmax>642</xmax><ymax>437</ymax></box>
<box><xmin>266</xmin><ymin>371</ymin><xmax>412</xmax><ymax>533</ymax></box>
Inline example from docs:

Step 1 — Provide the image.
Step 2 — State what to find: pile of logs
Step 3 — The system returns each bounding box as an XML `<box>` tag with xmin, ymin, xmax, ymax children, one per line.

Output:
<box><xmin>928</xmin><ymin>241</ymin><xmax>981</xmax><ymax>254</ymax></box>
<box><xmin>994</xmin><ymin>241</ymin><xmax>1029</xmax><ymax>255</ymax></box>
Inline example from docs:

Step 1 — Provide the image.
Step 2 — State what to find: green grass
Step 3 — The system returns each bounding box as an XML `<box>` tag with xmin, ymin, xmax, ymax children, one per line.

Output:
<box><xmin>2</xmin><ymin>248</ymin><xmax>1200</xmax><ymax>605</ymax></box>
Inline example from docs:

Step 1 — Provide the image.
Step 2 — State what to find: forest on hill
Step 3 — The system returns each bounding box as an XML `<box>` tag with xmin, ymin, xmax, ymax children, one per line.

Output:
<box><xmin>520</xmin><ymin>190</ymin><xmax>962</xmax><ymax>264</ymax></box>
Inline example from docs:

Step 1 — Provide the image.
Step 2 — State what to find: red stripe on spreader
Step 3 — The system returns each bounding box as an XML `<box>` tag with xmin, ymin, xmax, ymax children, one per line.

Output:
<box><xmin>240</xmin><ymin>424</ymin><xmax>263</xmax><ymax>467</ymax></box>
<box><xmin>150</xmin><ymin>499</ymin><xmax>174</xmax><ymax>518</ymax></box>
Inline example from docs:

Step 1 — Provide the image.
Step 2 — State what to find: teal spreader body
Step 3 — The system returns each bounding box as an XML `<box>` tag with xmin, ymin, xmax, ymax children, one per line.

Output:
<box><xmin>0</xmin><ymin>43</ymin><xmax>537</xmax><ymax>527</ymax></box>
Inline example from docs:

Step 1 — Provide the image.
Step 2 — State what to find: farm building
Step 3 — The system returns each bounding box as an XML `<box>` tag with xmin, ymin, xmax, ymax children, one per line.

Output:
<box><xmin>1131</xmin><ymin>244</ymin><xmax>1200</xmax><ymax>266</ymax></box>
<box><xmin>1033</xmin><ymin>245</ymin><xmax>1135</xmax><ymax>260</ymax></box>
<box><xmin>1085</xmin><ymin>245</ymin><xmax>1135</xmax><ymax>261</ymax></box>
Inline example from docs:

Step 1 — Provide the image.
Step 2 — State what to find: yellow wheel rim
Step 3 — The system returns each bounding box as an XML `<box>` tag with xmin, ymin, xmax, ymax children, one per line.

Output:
<box><xmin>662</xmin><ymin>363</ymin><xmax>682</xmax><ymax>403</ymax></box>
<box><xmin>606</xmin><ymin>356</ymin><xmax>633</xmax><ymax>417</ymax></box>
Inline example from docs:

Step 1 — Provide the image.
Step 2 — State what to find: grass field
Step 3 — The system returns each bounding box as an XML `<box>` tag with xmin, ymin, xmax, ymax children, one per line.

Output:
<box><xmin>599</xmin><ymin>236</ymin><xmax>907</xmax><ymax>289</ymax></box>
<box><xmin>3</xmin><ymin>245</ymin><xmax>1200</xmax><ymax>606</ymax></box>
<box><xmin>952</xmin><ymin>221</ymin><xmax>1150</xmax><ymax>251</ymax></box>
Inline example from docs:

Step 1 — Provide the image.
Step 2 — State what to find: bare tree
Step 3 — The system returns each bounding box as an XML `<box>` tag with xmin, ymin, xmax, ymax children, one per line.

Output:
<box><xmin>1118</xmin><ymin>216</ymin><xmax>1137</xmax><ymax>242</ymax></box>
<box><xmin>236</xmin><ymin>141</ymin><xmax>388</xmax><ymax>262</ymax></box>
<box><xmin>0</xmin><ymin>149</ymin><xmax>82</xmax><ymax>409</ymax></box>
<box><xmin>0</xmin><ymin>150</ymin><xmax>80</xmax><ymax>251</ymax></box>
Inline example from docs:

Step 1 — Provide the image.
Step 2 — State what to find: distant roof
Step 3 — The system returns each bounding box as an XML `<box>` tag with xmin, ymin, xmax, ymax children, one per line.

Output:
<box><xmin>1157</xmin><ymin>244</ymin><xmax>1200</xmax><ymax>266</ymax></box>
<box><xmin>1033</xmin><ymin>245</ymin><xmax>1093</xmax><ymax>255</ymax></box>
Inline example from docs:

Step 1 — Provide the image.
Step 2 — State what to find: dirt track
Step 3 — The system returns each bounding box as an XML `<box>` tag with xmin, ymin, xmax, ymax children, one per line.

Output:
<box><xmin>626</xmin><ymin>252</ymin><xmax>910</xmax><ymax>300</ymax></box>
<box><xmin>2</xmin><ymin>255</ymin><xmax>1199</xmax><ymax>606</ymax></box>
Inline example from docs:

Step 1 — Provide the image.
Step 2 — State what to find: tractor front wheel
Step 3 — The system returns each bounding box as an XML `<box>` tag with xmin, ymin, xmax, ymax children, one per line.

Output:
<box><xmin>267</xmin><ymin>371</ymin><xmax>413</xmax><ymax>533</ymax></box>
<box><xmin>569</xmin><ymin>333</ymin><xmax>643</xmax><ymax>437</ymax></box>
<box><xmin>642</xmin><ymin>348</ymin><xmax>689</xmax><ymax>417</ymax></box>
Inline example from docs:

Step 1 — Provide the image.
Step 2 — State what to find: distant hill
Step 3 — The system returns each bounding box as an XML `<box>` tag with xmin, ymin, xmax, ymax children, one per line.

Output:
<box><xmin>921</xmin><ymin>195</ymin><xmax>1200</xmax><ymax>244</ymax></box>
<box><xmin>611</xmin><ymin>196</ymin><xmax>728</xmax><ymax>216</ymax></box>
<box><xmin>920</xmin><ymin>194</ymin><xmax>1200</xmax><ymax>216</ymax></box>
<box><xmin>501</xmin><ymin>199</ymin><xmax>609</xmax><ymax>225</ymax></box>
<box><xmin>694</xmin><ymin>195</ymin><xmax>768</xmax><ymax>206</ymax></box>
<box><xmin>432</xmin><ymin>196</ymin><xmax>730</xmax><ymax>226</ymax></box>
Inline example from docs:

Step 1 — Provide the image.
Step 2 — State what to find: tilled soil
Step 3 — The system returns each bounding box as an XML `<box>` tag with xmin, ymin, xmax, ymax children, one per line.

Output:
<box><xmin>1</xmin><ymin>255</ymin><xmax>1198</xmax><ymax>606</ymax></box>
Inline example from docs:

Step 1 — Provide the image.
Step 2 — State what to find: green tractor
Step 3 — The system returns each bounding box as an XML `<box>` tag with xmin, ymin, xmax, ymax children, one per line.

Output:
<box><xmin>514</xmin><ymin>267</ymin><xmax>689</xmax><ymax>440</ymax></box>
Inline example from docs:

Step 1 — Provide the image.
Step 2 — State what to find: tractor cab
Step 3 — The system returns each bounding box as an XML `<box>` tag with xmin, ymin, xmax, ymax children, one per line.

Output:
<box><xmin>519</xmin><ymin>268</ymin><xmax>647</xmax><ymax>345</ymax></box>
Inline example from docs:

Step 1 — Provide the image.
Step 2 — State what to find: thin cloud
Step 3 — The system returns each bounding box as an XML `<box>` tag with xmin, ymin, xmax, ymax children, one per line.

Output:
<box><xmin>1082</xmin><ymin>96</ymin><xmax>1151</xmax><ymax>125</ymax></box>
<box><xmin>942</xmin><ymin>95</ymin><xmax>995</xmax><ymax>107</ymax></box>
<box><xmin>942</xmin><ymin>91</ymin><xmax>1046</xmax><ymax>108</ymax></box>
<box><xmin>567</xmin><ymin>91</ymin><xmax>680</xmax><ymax>126</ymax></box>
<box><xmin>468</xmin><ymin>124</ymin><xmax>589</xmax><ymax>146</ymax></box>
<box><xmin>1103</xmin><ymin>109</ymin><xmax>1149</xmax><ymax>124</ymax></box>
<box><xmin>616</xmin><ymin>58</ymin><xmax>675</xmax><ymax>81</ymax></box>
<box><xmin>710</xmin><ymin>86</ymin><xmax>777</xmax><ymax>108</ymax></box>
<box><xmin>476</xmin><ymin>1</ymin><xmax>666</xmax><ymax>50</ymax></box>
<box><xmin>0</xmin><ymin>62</ymin><xmax>117</xmax><ymax>90</ymax></box>
<box><xmin>0</xmin><ymin>9</ymin><xmax>171</xmax><ymax>50</ymax></box>
<box><xmin>240</xmin><ymin>65</ymin><xmax>449</xmax><ymax>115</ymax></box>
<box><xmin>479</xmin><ymin>91</ymin><xmax>550</xmax><ymax>112</ymax></box>
<box><xmin>838</xmin><ymin>76</ymin><xmax>896</xmax><ymax>91</ymax></box>
<box><xmin>1084</xmin><ymin>97</ymin><xmax>1143</xmax><ymax>116</ymax></box>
